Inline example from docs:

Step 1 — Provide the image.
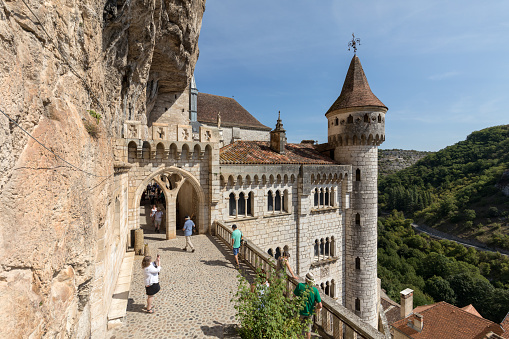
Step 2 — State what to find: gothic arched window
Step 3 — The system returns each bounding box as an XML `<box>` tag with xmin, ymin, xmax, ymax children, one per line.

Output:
<box><xmin>229</xmin><ymin>193</ymin><xmax>236</xmax><ymax>216</ymax></box>
<box><xmin>238</xmin><ymin>192</ymin><xmax>246</xmax><ymax>216</ymax></box>
<box><xmin>275</xmin><ymin>190</ymin><xmax>281</xmax><ymax>211</ymax></box>
<box><xmin>267</xmin><ymin>191</ymin><xmax>274</xmax><ymax>211</ymax></box>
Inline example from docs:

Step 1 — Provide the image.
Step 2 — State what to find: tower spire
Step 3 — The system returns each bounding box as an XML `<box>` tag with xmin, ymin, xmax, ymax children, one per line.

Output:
<box><xmin>270</xmin><ymin>111</ymin><xmax>286</xmax><ymax>154</ymax></box>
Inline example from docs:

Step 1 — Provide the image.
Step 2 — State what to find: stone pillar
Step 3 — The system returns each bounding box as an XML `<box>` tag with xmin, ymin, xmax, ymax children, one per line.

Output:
<box><xmin>166</xmin><ymin>193</ymin><xmax>177</xmax><ymax>240</ymax></box>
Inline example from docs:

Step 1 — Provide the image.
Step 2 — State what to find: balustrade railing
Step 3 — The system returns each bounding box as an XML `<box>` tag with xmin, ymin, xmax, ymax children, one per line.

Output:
<box><xmin>214</xmin><ymin>221</ymin><xmax>389</xmax><ymax>339</ymax></box>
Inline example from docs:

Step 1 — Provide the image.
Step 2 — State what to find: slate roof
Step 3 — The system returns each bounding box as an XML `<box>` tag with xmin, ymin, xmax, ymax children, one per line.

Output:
<box><xmin>326</xmin><ymin>55</ymin><xmax>387</xmax><ymax>114</ymax></box>
<box><xmin>381</xmin><ymin>295</ymin><xmax>402</xmax><ymax>325</ymax></box>
<box><xmin>392</xmin><ymin>302</ymin><xmax>506</xmax><ymax>339</ymax></box>
<box><xmin>197</xmin><ymin>93</ymin><xmax>271</xmax><ymax>131</ymax></box>
<box><xmin>220</xmin><ymin>141</ymin><xmax>337</xmax><ymax>165</ymax></box>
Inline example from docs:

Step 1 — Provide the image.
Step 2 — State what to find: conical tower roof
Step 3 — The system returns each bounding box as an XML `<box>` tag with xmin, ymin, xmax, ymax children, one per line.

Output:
<box><xmin>326</xmin><ymin>55</ymin><xmax>386</xmax><ymax>114</ymax></box>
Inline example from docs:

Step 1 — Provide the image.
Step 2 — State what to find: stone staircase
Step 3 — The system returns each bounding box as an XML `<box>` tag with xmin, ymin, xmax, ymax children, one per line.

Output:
<box><xmin>107</xmin><ymin>251</ymin><xmax>135</xmax><ymax>329</ymax></box>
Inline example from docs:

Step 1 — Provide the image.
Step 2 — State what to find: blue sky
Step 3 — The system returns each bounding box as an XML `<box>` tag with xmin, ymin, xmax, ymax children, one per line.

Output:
<box><xmin>194</xmin><ymin>1</ymin><xmax>509</xmax><ymax>151</ymax></box>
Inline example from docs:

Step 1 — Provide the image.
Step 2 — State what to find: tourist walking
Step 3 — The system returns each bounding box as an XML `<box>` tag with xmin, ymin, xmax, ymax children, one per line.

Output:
<box><xmin>276</xmin><ymin>250</ymin><xmax>298</xmax><ymax>280</ymax></box>
<box><xmin>231</xmin><ymin>224</ymin><xmax>243</xmax><ymax>269</ymax></box>
<box><xmin>150</xmin><ymin>205</ymin><xmax>157</xmax><ymax>226</ymax></box>
<box><xmin>142</xmin><ymin>254</ymin><xmax>161</xmax><ymax>314</ymax></box>
<box><xmin>293</xmin><ymin>272</ymin><xmax>322</xmax><ymax>339</ymax></box>
<box><xmin>154</xmin><ymin>208</ymin><xmax>163</xmax><ymax>233</ymax></box>
<box><xmin>182</xmin><ymin>216</ymin><xmax>195</xmax><ymax>252</ymax></box>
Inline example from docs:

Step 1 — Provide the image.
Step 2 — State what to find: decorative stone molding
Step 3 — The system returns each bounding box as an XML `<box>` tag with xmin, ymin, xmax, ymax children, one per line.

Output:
<box><xmin>124</xmin><ymin>121</ymin><xmax>142</xmax><ymax>139</ymax></box>
<box><xmin>152</xmin><ymin>123</ymin><xmax>169</xmax><ymax>141</ymax></box>
<box><xmin>113</xmin><ymin>162</ymin><xmax>132</xmax><ymax>174</ymax></box>
<box><xmin>177</xmin><ymin>125</ymin><xmax>192</xmax><ymax>141</ymax></box>
<box><xmin>199</xmin><ymin>126</ymin><xmax>219</xmax><ymax>143</ymax></box>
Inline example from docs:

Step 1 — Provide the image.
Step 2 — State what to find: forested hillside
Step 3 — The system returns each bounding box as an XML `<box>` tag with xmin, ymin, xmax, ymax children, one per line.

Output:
<box><xmin>378</xmin><ymin>211</ymin><xmax>509</xmax><ymax>323</ymax></box>
<box><xmin>379</xmin><ymin>125</ymin><xmax>509</xmax><ymax>250</ymax></box>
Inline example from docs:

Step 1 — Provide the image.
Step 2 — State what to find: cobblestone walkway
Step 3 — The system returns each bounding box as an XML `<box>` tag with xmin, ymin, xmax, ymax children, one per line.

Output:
<box><xmin>108</xmin><ymin>228</ymin><xmax>251</xmax><ymax>339</ymax></box>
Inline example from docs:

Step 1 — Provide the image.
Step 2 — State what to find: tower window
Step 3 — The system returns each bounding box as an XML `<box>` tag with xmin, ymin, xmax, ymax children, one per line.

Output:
<box><xmin>355</xmin><ymin>213</ymin><xmax>361</xmax><ymax>226</ymax></box>
<box><xmin>355</xmin><ymin>298</ymin><xmax>361</xmax><ymax>312</ymax></box>
<box><xmin>335</xmin><ymin>117</ymin><xmax>339</xmax><ymax>125</ymax></box>
<box><xmin>355</xmin><ymin>257</ymin><xmax>361</xmax><ymax>270</ymax></box>
<box><xmin>347</xmin><ymin>115</ymin><xmax>353</xmax><ymax>124</ymax></box>
<box><xmin>356</xmin><ymin>168</ymin><xmax>361</xmax><ymax>181</ymax></box>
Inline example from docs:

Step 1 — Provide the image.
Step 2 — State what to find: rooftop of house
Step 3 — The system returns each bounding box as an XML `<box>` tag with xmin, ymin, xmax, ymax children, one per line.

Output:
<box><xmin>392</xmin><ymin>301</ymin><xmax>508</xmax><ymax>339</ymax></box>
<box><xmin>326</xmin><ymin>55</ymin><xmax>387</xmax><ymax>114</ymax></box>
<box><xmin>380</xmin><ymin>293</ymin><xmax>402</xmax><ymax>325</ymax></box>
<box><xmin>219</xmin><ymin>141</ymin><xmax>337</xmax><ymax>165</ymax></box>
<box><xmin>197</xmin><ymin>93</ymin><xmax>271</xmax><ymax>131</ymax></box>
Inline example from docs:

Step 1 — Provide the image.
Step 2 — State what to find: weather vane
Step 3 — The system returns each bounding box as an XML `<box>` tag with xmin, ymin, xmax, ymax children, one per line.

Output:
<box><xmin>348</xmin><ymin>33</ymin><xmax>361</xmax><ymax>54</ymax></box>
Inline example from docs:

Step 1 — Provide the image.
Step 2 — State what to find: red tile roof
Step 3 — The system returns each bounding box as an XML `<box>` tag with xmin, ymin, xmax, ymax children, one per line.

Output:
<box><xmin>462</xmin><ymin>304</ymin><xmax>484</xmax><ymax>318</ymax></box>
<box><xmin>197</xmin><ymin>93</ymin><xmax>271</xmax><ymax>130</ymax></box>
<box><xmin>392</xmin><ymin>302</ymin><xmax>506</xmax><ymax>339</ymax></box>
<box><xmin>326</xmin><ymin>55</ymin><xmax>387</xmax><ymax>114</ymax></box>
<box><xmin>220</xmin><ymin>141</ymin><xmax>337</xmax><ymax>165</ymax></box>
<box><xmin>501</xmin><ymin>313</ymin><xmax>509</xmax><ymax>339</ymax></box>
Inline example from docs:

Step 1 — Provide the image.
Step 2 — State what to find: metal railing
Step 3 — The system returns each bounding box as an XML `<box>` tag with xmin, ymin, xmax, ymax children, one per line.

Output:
<box><xmin>214</xmin><ymin>221</ymin><xmax>390</xmax><ymax>339</ymax></box>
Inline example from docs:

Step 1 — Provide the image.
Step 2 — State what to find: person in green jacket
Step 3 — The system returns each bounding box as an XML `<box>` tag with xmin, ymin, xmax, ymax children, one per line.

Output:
<box><xmin>293</xmin><ymin>272</ymin><xmax>322</xmax><ymax>339</ymax></box>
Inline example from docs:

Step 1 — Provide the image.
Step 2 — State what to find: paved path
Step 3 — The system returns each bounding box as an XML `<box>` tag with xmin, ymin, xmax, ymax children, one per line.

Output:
<box><xmin>108</xmin><ymin>227</ymin><xmax>253</xmax><ymax>339</ymax></box>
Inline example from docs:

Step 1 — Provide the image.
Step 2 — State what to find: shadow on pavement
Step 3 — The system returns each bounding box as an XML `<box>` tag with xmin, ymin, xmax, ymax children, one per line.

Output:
<box><xmin>201</xmin><ymin>321</ymin><xmax>238</xmax><ymax>338</ymax></box>
<box><xmin>126</xmin><ymin>298</ymin><xmax>150</xmax><ymax>314</ymax></box>
<box><xmin>206</xmin><ymin>234</ymin><xmax>256</xmax><ymax>284</ymax></box>
<box><xmin>159</xmin><ymin>246</ymin><xmax>185</xmax><ymax>252</ymax></box>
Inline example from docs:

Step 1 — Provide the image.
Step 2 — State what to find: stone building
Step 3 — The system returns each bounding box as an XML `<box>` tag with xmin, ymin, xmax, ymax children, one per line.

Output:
<box><xmin>115</xmin><ymin>53</ymin><xmax>387</xmax><ymax>328</ymax></box>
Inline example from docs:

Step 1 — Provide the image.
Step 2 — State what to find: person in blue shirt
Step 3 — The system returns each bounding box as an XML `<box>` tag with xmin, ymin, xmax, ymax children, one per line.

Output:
<box><xmin>181</xmin><ymin>216</ymin><xmax>195</xmax><ymax>253</ymax></box>
<box><xmin>231</xmin><ymin>224</ymin><xmax>243</xmax><ymax>269</ymax></box>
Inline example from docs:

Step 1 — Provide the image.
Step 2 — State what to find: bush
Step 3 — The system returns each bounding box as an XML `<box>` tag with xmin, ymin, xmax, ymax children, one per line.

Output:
<box><xmin>232</xmin><ymin>268</ymin><xmax>307</xmax><ymax>339</ymax></box>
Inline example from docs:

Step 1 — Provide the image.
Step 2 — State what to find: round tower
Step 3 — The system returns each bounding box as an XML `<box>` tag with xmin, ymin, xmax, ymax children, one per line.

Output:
<box><xmin>326</xmin><ymin>54</ymin><xmax>387</xmax><ymax>327</ymax></box>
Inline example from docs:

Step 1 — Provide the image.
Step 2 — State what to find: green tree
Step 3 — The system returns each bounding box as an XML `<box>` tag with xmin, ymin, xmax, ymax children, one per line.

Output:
<box><xmin>424</xmin><ymin>276</ymin><xmax>456</xmax><ymax>304</ymax></box>
<box><xmin>232</xmin><ymin>268</ymin><xmax>307</xmax><ymax>339</ymax></box>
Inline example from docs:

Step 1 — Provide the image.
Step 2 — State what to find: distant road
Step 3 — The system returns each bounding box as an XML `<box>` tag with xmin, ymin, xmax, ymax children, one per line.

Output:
<box><xmin>411</xmin><ymin>223</ymin><xmax>509</xmax><ymax>257</ymax></box>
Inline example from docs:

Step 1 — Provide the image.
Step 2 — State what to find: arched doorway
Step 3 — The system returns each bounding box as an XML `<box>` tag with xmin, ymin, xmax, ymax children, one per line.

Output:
<box><xmin>132</xmin><ymin>167</ymin><xmax>206</xmax><ymax>240</ymax></box>
<box><xmin>175</xmin><ymin>180</ymin><xmax>199</xmax><ymax>230</ymax></box>
<box><xmin>138</xmin><ymin>180</ymin><xmax>167</xmax><ymax>233</ymax></box>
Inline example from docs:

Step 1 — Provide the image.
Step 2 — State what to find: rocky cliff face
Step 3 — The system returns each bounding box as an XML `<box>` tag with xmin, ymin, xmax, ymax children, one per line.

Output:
<box><xmin>0</xmin><ymin>1</ymin><xmax>204</xmax><ymax>337</ymax></box>
<box><xmin>378</xmin><ymin>149</ymin><xmax>433</xmax><ymax>176</ymax></box>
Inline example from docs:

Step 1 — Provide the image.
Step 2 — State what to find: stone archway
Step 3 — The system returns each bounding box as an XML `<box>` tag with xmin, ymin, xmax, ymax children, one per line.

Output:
<box><xmin>132</xmin><ymin>167</ymin><xmax>207</xmax><ymax>240</ymax></box>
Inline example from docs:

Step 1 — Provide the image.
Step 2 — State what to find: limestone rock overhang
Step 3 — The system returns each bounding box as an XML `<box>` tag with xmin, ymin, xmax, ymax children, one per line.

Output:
<box><xmin>326</xmin><ymin>55</ymin><xmax>387</xmax><ymax>115</ymax></box>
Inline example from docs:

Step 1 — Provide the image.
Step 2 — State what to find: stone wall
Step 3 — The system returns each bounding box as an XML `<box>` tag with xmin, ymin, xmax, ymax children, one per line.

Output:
<box><xmin>216</xmin><ymin>164</ymin><xmax>351</xmax><ymax>300</ymax></box>
<box><xmin>0</xmin><ymin>1</ymin><xmax>205</xmax><ymax>337</ymax></box>
<box><xmin>201</xmin><ymin>123</ymin><xmax>270</xmax><ymax>145</ymax></box>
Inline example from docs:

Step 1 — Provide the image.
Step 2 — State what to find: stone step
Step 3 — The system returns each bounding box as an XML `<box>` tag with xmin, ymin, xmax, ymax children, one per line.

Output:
<box><xmin>107</xmin><ymin>251</ymin><xmax>135</xmax><ymax>327</ymax></box>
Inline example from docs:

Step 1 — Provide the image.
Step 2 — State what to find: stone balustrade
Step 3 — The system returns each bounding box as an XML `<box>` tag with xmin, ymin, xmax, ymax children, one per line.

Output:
<box><xmin>214</xmin><ymin>221</ymin><xmax>390</xmax><ymax>339</ymax></box>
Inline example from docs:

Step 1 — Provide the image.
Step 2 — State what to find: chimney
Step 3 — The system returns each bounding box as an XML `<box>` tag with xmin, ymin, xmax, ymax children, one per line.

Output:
<box><xmin>400</xmin><ymin>288</ymin><xmax>414</xmax><ymax>319</ymax></box>
<box><xmin>270</xmin><ymin>111</ymin><xmax>286</xmax><ymax>154</ymax></box>
<box><xmin>412</xmin><ymin>314</ymin><xmax>423</xmax><ymax>332</ymax></box>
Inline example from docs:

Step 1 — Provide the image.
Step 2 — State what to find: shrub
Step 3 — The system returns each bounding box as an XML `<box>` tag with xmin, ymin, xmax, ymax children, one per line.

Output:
<box><xmin>232</xmin><ymin>268</ymin><xmax>307</xmax><ymax>339</ymax></box>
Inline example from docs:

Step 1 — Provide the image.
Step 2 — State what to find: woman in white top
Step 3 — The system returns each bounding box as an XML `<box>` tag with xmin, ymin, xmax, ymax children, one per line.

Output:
<box><xmin>142</xmin><ymin>254</ymin><xmax>161</xmax><ymax>313</ymax></box>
